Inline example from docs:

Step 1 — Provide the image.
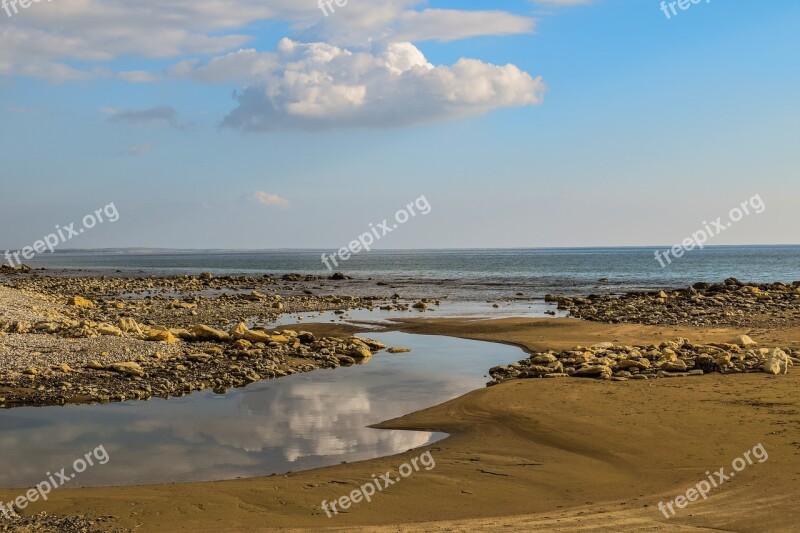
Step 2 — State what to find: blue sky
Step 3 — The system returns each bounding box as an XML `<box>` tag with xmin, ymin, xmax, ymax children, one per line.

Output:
<box><xmin>1</xmin><ymin>0</ymin><xmax>798</xmax><ymax>250</ymax></box>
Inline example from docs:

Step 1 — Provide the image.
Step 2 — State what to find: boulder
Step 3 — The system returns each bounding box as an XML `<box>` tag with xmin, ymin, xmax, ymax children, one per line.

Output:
<box><xmin>763</xmin><ymin>348</ymin><xmax>792</xmax><ymax>375</ymax></box>
<box><xmin>97</xmin><ymin>323</ymin><xmax>123</xmax><ymax>337</ymax></box>
<box><xmin>618</xmin><ymin>358</ymin><xmax>650</xmax><ymax>370</ymax></box>
<box><xmin>229</xmin><ymin>322</ymin><xmax>249</xmax><ymax>339</ymax></box>
<box><xmin>729</xmin><ymin>335</ymin><xmax>757</xmax><ymax>347</ymax></box>
<box><xmin>531</xmin><ymin>354</ymin><xmax>557</xmax><ymax>365</ymax></box>
<box><xmin>243</xmin><ymin>330</ymin><xmax>271</xmax><ymax>343</ymax></box>
<box><xmin>147</xmin><ymin>329</ymin><xmax>179</xmax><ymax>344</ymax></box>
<box><xmin>660</xmin><ymin>360</ymin><xmax>688</xmax><ymax>372</ymax></box>
<box><xmin>387</xmin><ymin>347</ymin><xmax>412</xmax><ymax>354</ymax></box>
<box><xmin>572</xmin><ymin>366</ymin><xmax>612</xmax><ymax>379</ymax></box>
<box><xmin>351</xmin><ymin>337</ymin><xmax>387</xmax><ymax>350</ymax></box>
<box><xmin>190</xmin><ymin>325</ymin><xmax>230</xmax><ymax>342</ymax></box>
<box><xmin>118</xmin><ymin>317</ymin><xmax>143</xmax><ymax>335</ymax></box>
<box><xmin>67</xmin><ymin>296</ymin><xmax>94</xmax><ymax>308</ymax></box>
<box><xmin>108</xmin><ymin>362</ymin><xmax>144</xmax><ymax>377</ymax></box>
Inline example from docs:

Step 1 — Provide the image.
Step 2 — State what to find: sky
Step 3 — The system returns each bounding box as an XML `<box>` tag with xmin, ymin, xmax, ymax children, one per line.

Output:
<box><xmin>1</xmin><ymin>0</ymin><xmax>798</xmax><ymax>250</ymax></box>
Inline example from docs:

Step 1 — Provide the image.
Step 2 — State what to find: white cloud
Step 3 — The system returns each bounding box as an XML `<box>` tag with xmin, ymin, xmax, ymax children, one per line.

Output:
<box><xmin>0</xmin><ymin>1</ymin><xmax>535</xmax><ymax>81</ymax></box>
<box><xmin>0</xmin><ymin>1</ymin><xmax>554</xmax><ymax>130</ymax></box>
<box><xmin>118</xmin><ymin>71</ymin><xmax>161</xmax><ymax>83</ymax></box>
<box><xmin>248</xmin><ymin>191</ymin><xmax>290</xmax><ymax>207</ymax></box>
<box><xmin>314</xmin><ymin>6</ymin><xmax>534</xmax><ymax>45</ymax></box>
<box><xmin>206</xmin><ymin>40</ymin><xmax>545</xmax><ymax>131</ymax></box>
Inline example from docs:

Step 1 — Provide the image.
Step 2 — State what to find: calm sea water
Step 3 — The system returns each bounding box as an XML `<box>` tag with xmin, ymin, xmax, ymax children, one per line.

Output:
<box><xmin>23</xmin><ymin>246</ymin><xmax>800</xmax><ymax>300</ymax></box>
<box><xmin>0</xmin><ymin>332</ymin><xmax>522</xmax><ymax>487</ymax></box>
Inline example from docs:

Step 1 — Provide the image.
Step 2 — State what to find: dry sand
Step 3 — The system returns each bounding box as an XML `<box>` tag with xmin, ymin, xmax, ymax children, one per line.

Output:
<box><xmin>4</xmin><ymin>317</ymin><xmax>799</xmax><ymax>531</ymax></box>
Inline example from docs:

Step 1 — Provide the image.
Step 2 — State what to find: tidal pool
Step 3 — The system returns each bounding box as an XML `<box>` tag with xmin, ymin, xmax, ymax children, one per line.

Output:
<box><xmin>0</xmin><ymin>332</ymin><xmax>524</xmax><ymax>488</ymax></box>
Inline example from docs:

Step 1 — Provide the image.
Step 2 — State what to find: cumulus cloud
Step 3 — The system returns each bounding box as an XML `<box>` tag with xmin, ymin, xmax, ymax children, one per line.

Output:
<box><xmin>0</xmin><ymin>1</ymin><xmax>558</xmax><ymax>130</ymax></box>
<box><xmin>204</xmin><ymin>39</ymin><xmax>546</xmax><ymax>131</ymax></box>
<box><xmin>248</xmin><ymin>191</ymin><xmax>290</xmax><ymax>207</ymax></box>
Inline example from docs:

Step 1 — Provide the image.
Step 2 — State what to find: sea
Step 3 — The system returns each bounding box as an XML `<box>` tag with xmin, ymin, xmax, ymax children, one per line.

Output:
<box><xmin>19</xmin><ymin>245</ymin><xmax>800</xmax><ymax>301</ymax></box>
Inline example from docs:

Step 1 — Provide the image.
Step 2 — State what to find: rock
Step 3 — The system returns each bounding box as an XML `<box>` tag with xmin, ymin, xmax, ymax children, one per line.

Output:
<box><xmin>147</xmin><ymin>329</ymin><xmax>179</xmax><ymax>344</ymax></box>
<box><xmin>387</xmin><ymin>347</ymin><xmax>412</xmax><ymax>354</ymax></box>
<box><xmin>412</xmin><ymin>301</ymin><xmax>428</xmax><ymax>310</ymax></box>
<box><xmin>229</xmin><ymin>322</ymin><xmax>249</xmax><ymax>339</ymax></box>
<box><xmin>190</xmin><ymin>324</ymin><xmax>230</xmax><ymax>342</ymax></box>
<box><xmin>297</xmin><ymin>331</ymin><xmax>316</xmax><ymax>344</ymax></box>
<box><xmin>618</xmin><ymin>358</ymin><xmax>650</xmax><ymax>370</ymax></box>
<box><xmin>657</xmin><ymin>371</ymin><xmax>689</xmax><ymax>378</ymax></box>
<box><xmin>336</xmin><ymin>355</ymin><xmax>356</xmax><ymax>365</ymax></box>
<box><xmin>572</xmin><ymin>366</ymin><xmax>612</xmax><ymax>379</ymax></box>
<box><xmin>763</xmin><ymin>348</ymin><xmax>793</xmax><ymax>375</ymax></box>
<box><xmin>522</xmin><ymin>365</ymin><xmax>555</xmax><ymax>376</ymax></box>
<box><xmin>108</xmin><ymin>362</ymin><xmax>144</xmax><ymax>377</ymax></box>
<box><xmin>714</xmin><ymin>353</ymin><xmax>732</xmax><ymax>368</ymax></box>
<box><xmin>97</xmin><ymin>323</ymin><xmax>123</xmax><ymax>337</ymax></box>
<box><xmin>118</xmin><ymin>317</ymin><xmax>143</xmax><ymax>335</ymax></box>
<box><xmin>572</xmin><ymin>352</ymin><xmax>595</xmax><ymax>364</ymax></box>
<box><xmin>348</xmin><ymin>344</ymin><xmax>373</xmax><ymax>359</ymax></box>
<box><xmin>660</xmin><ymin>360</ymin><xmax>688</xmax><ymax>372</ymax></box>
<box><xmin>531</xmin><ymin>354</ymin><xmax>557</xmax><ymax>365</ymax></box>
<box><xmin>592</xmin><ymin>342</ymin><xmax>615</xmax><ymax>350</ymax></box>
<box><xmin>351</xmin><ymin>337</ymin><xmax>387</xmax><ymax>350</ymax></box>
<box><xmin>729</xmin><ymin>335</ymin><xmax>757</xmax><ymax>347</ymax></box>
<box><xmin>242</xmin><ymin>329</ymin><xmax>270</xmax><ymax>343</ymax></box>
<box><xmin>330</xmin><ymin>272</ymin><xmax>349</xmax><ymax>280</ymax></box>
<box><xmin>33</xmin><ymin>321</ymin><xmax>59</xmax><ymax>333</ymax></box>
<box><xmin>67</xmin><ymin>296</ymin><xmax>94</xmax><ymax>307</ymax></box>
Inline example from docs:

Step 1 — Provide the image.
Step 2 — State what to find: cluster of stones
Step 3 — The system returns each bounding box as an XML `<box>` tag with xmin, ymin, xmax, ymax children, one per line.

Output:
<box><xmin>0</xmin><ymin>293</ymin><xmax>380</xmax><ymax>343</ymax></box>
<box><xmin>379</xmin><ymin>297</ymin><xmax>441</xmax><ymax>312</ymax></box>
<box><xmin>0</xmin><ymin>292</ymin><xmax>362</xmax><ymax>339</ymax></box>
<box><xmin>547</xmin><ymin>278</ymin><xmax>800</xmax><ymax>327</ymax></box>
<box><xmin>488</xmin><ymin>336</ymin><xmax>798</xmax><ymax>385</ymax></box>
<box><xmin>0</xmin><ymin>316</ymin><xmax>408</xmax><ymax>407</ymax></box>
<box><xmin>0</xmin><ymin>263</ymin><xmax>32</xmax><ymax>274</ymax></box>
<box><xmin>0</xmin><ymin>512</ymin><xmax>123</xmax><ymax>533</ymax></box>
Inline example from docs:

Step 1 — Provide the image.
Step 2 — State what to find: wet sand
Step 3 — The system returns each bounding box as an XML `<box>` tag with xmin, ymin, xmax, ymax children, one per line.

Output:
<box><xmin>5</xmin><ymin>317</ymin><xmax>799</xmax><ymax>531</ymax></box>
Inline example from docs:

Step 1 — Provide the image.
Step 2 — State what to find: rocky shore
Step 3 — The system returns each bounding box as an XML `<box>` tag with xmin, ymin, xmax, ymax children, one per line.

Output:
<box><xmin>548</xmin><ymin>278</ymin><xmax>800</xmax><ymax>327</ymax></box>
<box><xmin>0</xmin><ymin>272</ymin><xmax>421</xmax><ymax>408</ymax></box>
<box><xmin>488</xmin><ymin>335</ymin><xmax>798</xmax><ymax>385</ymax></box>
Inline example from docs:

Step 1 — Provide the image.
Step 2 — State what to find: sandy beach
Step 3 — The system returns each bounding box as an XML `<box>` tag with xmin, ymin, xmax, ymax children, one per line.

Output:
<box><xmin>2</xmin><ymin>274</ymin><xmax>799</xmax><ymax>531</ymax></box>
